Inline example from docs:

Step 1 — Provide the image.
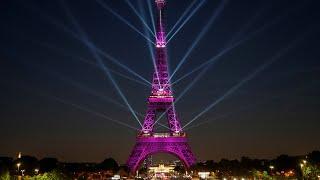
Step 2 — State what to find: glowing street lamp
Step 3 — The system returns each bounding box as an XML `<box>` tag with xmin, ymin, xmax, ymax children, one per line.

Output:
<box><xmin>300</xmin><ymin>163</ymin><xmax>304</xmax><ymax>168</ymax></box>
<box><xmin>269</xmin><ymin>165</ymin><xmax>275</xmax><ymax>176</ymax></box>
<box><xmin>17</xmin><ymin>163</ymin><xmax>21</xmax><ymax>172</ymax></box>
<box><xmin>21</xmin><ymin>169</ymin><xmax>25</xmax><ymax>176</ymax></box>
<box><xmin>35</xmin><ymin>169</ymin><xmax>39</xmax><ymax>174</ymax></box>
<box><xmin>303</xmin><ymin>160</ymin><xmax>307</xmax><ymax>164</ymax></box>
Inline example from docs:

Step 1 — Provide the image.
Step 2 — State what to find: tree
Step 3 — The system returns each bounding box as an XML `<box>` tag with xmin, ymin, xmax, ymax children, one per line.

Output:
<box><xmin>0</xmin><ymin>157</ymin><xmax>13</xmax><ymax>174</ymax></box>
<box><xmin>118</xmin><ymin>165</ymin><xmax>130</xmax><ymax>177</ymax></box>
<box><xmin>272</xmin><ymin>154</ymin><xmax>296</xmax><ymax>171</ymax></box>
<box><xmin>39</xmin><ymin>158</ymin><xmax>58</xmax><ymax>173</ymax></box>
<box><xmin>0</xmin><ymin>171</ymin><xmax>10</xmax><ymax>180</ymax></box>
<box><xmin>252</xmin><ymin>170</ymin><xmax>272</xmax><ymax>180</ymax></box>
<box><xmin>98</xmin><ymin>158</ymin><xmax>119</xmax><ymax>172</ymax></box>
<box><xmin>309</xmin><ymin>151</ymin><xmax>320</xmax><ymax>165</ymax></box>
<box><xmin>13</xmin><ymin>155</ymin><xmax>39</xmax><ymax>176</ymax></box>
<box><xmin>28</xmin><ymin>169</ymin><xmax>70</xmax><ymax>180</ymax></box>
<box><xmin>301</xmin><ymin>163</ymin><xmax>320</xmax><ymax>179</ymax></box>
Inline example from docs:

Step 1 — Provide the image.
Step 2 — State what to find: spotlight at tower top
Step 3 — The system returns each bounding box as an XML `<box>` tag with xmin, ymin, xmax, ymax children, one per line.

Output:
<box><xmin>155</xmin><ymin>0</ymin><xmax>166</xmax><ymax>9</ymax></box>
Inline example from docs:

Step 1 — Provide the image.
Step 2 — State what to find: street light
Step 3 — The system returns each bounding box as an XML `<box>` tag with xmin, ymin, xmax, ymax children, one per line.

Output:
<box><xmin>17</xmin><ymin>163</ymin><xmax>21</xmax><ymax>172</ymax></box>
<box><xmin>269</xmin><ymin>165</ymin><xmax>274</xmax><ymax>170</ymax></box>
<box><xmin>303</xmin><ymin>160</ymin><xmax>307</xmax><ymax>164</ymax></box>
<box><xmin>300</xmin><ymin>163</ymin><xmax>304</xmax><ymax>168</ymax></box>
<box><xmin>35</xmin><ymin>169</ymin><xmax>39</xmax><ymax>174</ymax></box>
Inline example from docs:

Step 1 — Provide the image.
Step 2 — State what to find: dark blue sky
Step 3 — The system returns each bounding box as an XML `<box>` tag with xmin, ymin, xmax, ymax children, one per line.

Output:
<box><xmin>1</xmin><ymin>0</ymin><xmax>319</xmax><ymax>163</ymax></box>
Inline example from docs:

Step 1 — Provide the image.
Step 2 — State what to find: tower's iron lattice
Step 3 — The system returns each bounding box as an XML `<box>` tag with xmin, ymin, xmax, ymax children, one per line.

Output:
<box><xmin>126</xmin><ymin>0</ymin><xmax>196</xmax><ymax>173</ymax></box>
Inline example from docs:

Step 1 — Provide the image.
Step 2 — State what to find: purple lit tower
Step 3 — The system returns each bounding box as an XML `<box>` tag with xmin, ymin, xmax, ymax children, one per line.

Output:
<box><xmin>126</xmin><ymin>0</ymin><xmax>196</xmax><ymax>173</ymax></box>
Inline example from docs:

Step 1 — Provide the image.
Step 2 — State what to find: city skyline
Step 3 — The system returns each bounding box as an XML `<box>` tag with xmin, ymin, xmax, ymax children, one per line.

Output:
<box><xmin>0</xmin><ymin>0</ymin><xmax>319</xmax><ymax>164</ymax></box>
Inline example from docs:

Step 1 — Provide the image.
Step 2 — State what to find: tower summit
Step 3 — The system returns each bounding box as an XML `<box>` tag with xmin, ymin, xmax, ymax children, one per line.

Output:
<box><xmin>155</xmin><ymin>0</ymin><xmax>166</xmax><ymax>48</ymax></box>
<box><xmin>126</xmin><ymin>0</ymin><xmax>196</xmax><ymax>173</ymax></box>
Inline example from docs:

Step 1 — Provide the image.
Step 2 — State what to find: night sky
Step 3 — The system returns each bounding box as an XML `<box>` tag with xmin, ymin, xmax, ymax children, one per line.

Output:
<box><xmin>1</xmin><ymin>0</ymin><xmax>320</xmax><ymax>164</ymax></box>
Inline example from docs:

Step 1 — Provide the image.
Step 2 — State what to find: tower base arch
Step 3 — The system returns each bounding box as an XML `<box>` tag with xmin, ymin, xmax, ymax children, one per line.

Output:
<box><xmin>127</xmin><ymin>133</ymin><xmax>196</xmax><ymax>173</ymax></box>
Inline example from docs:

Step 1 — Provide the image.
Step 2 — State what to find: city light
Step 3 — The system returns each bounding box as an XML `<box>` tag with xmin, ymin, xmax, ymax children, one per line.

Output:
<box><xmin>198</xmin><ymin>172</ymin><xmax>210</xmax><ymax>179</ymax></box>
<box><xmin>21</xmin><ymin>170</ymin><xmax>25</xmax><ymax>176</ymax></box>
<box><xmin>303</xmin><ymin>160</ymin><xmax>307</xmax><ymax>164</ymax></box>
<box><xmin>16</xmin><ymin>163</ymin><xmax>21</xmax><ymax>171</ymax></box>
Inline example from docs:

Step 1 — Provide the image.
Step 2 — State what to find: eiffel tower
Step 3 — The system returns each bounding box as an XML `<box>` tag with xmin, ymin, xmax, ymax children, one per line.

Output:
<box><xmin>127</xmin><ymin>0</ymin><xmax>196</xmax><ymax>173</ymax></box>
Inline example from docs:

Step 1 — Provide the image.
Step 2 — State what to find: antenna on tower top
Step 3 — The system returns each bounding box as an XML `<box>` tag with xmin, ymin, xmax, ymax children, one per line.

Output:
<box><xmin>155</xmin><ymin>0</ymin><xmax>166</xmax><ymax>47</ymax></box>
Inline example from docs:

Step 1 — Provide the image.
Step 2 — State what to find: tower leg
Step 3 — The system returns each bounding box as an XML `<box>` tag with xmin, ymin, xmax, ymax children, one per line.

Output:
<box><xmin>127</xmin><ymin>137</ymin><xmax>196</xmax><ymax>173</ymax></box>
<box><xmin>142</xmin><ymin>108</ymin><xmax>156</xmax><ymax>133</ymax></box>
<box><xmin>167</xmin><ymin>106</ymin><xmax>182</xmax><ymax>132</ymax></box>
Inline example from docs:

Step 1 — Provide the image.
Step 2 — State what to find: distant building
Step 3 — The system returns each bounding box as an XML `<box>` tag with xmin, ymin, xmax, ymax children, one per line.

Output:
<box><xmin>148</xmin><ymin>164</ymin><xmax>175</xmax><ymax>178</ymax></box>
<box><xmin>198</xmin><ymin>172</ymin><xmax>210</xmax><ymax>179</ymax></box>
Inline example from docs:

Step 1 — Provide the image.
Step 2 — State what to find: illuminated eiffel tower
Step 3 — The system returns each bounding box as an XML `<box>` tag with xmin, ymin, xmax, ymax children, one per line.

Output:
<box><xmin>127</xmin><ymin>0</ymin><xmax>196</xmax><ymax>173</ymax></box>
